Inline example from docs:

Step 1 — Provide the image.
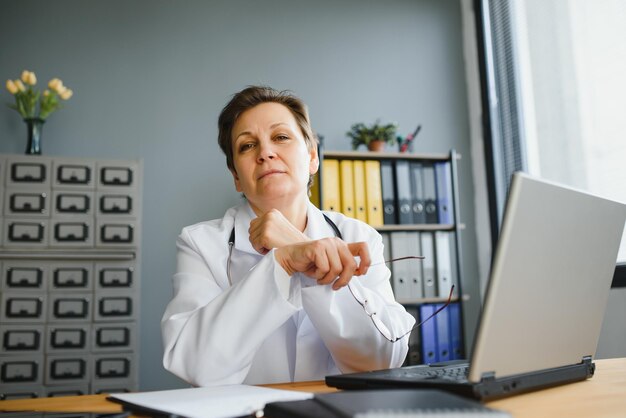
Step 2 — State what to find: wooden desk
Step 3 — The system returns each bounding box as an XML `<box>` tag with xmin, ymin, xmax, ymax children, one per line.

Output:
<box><xmin>2</xmin><ymin>358</ymin><xmax>625</xmax><ymax>417</ymax></box>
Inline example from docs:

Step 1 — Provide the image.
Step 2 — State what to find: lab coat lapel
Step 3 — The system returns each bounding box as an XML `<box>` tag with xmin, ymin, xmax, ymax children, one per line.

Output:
<box><xmin>305</xmin><ymin>202</ymin><xmax>337</xmax><ymax>241</ymax></box>
<box><xmin>233</xmin><ymin>202</ymin><xmax>258</xmax><ymax>255</ymax></box>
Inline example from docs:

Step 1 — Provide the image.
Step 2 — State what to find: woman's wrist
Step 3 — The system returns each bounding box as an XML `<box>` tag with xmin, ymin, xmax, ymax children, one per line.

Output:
<box><xmin>274</xmin><ymin>246</ymin><xmax>296</xmax><ymax>276</ymax></box>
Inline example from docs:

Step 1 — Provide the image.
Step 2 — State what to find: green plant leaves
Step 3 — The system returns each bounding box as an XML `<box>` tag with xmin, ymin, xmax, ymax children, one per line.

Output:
<box><xmin>347</xmin><ymin>120</ymin><xmax>398</xmax><ymax>150</ymax></box>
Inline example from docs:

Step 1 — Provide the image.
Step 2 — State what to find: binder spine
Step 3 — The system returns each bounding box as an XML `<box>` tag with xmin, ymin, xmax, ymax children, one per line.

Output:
<box><xmin>410</xmin><ymin>161</ymin><xmax>426</xmax><ymax>224</ymax></box>
<box><xmin>364</xmin><ymin>160</ymin><xmax>384</xmax><ymax>226</ymax></box>
<box><xmin>381</xmin><ymin>160</ymin><xmax>397</xmax><ymax>225</ymax></box>
<box><xmin>435</xmin><ymin>161</ymin><xmax>453</xmax><ymax>224</ymax></box>
<box><xmin>420</xmin><ymin>232</ymin><xmax>437</xmax><ymax>298</ymax></box>
<box><xmin>435</xmin><ymin>302</ymin><xmax>451</xmax><ymax>362</ymax></box>
<box><xmin>448</xmin><ymin>302</ymin><xmax>463</xmax><ymax>360</ymax></box>
<box><xmin>352</xmin><ymin>160</ymin><xmax>368</xmax><ymax>223</ymax></box>
<box><xmin>422</xmin><ymin>163</ymin><xmax>438</xmax><ymax>224</ymax></box>
<box><xmin>434</xmin><ymin>231</ymin><xmax>452</xmax><ymax>298</ymax></box>
<box><xmin>389</xmin><ymin>232</ymin><xmax>412</xmax><ymax>303</ymax></box>
<box><xmin>394</xmin><ymin>160</ymin><xmax>412</xmax><ymax>224</ymax></box>
<box><xmin>339</xmin><ymin>160</ymin><xmax>355</xmax><ymax>218</ymax></box>
<box><xmin>420</xmin><ymin>304</ymin><xmax>438</xmax><ymax>363</ymax></box>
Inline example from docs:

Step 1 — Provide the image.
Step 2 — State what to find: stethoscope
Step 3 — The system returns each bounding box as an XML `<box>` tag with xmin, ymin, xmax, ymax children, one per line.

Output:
<box><xmin>227</xmin><ymin>214</ymin><xmax>342</xmax><ymax>286</ymax></box>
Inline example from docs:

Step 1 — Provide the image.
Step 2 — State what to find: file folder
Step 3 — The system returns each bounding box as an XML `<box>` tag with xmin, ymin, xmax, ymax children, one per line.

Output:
<box><xmin>434</xmin><ymin>231</ymin><xmax>453</xmax><ymax>298</ymax></box>
<box><xmin>339</xmin><ymin>160</ymin><xmax>355</xmax><ymax>218</ymax></box>
<box><xmin>434</xmin><ymin>302</ymin><xmax>451</xmax><ymax>362</ymax></box>
<box><xmin>352</xmin><ymin>160</ymin><xmax>368</xmax><ymax>223</ymax></box>
<box><xmin>449</xmin><ymin>233</ymin><xmax>459</xmax><ymax>295</ymax></box>
<box><xmin>420</xmin><ymin>232</ymin><xmax>437</xmax><ymax>298</ymax></box>
<box><xmin>390</xmin><ymin>232</ymin><xmax>413</xmax><ymax>302</ymax></box>
<box><xmin>422</xmin><ymin>163</ymin><xmax>438</xmax><ymax>223</ymax></box>
<box><xmin>419</xmin><ymin>304</ymin><xmax>438</xmax><ymax>363</ymax></box>
<box><xmin>409</xmin><ymin>232</ymin><xmax>424</xmax><ymax>300</ymax></box>
<box><xmin>448</xmin><ymin>302</ymin><xmax>463</xmax><ymax>360</ymax></box>
<box><xmin>322</xmin><ymin>159</ymin><xmax>340</xmax><ymax>212</ymax></box>
<box><xmin>435</xmin><ymin>161</ymin><xmax>453</xmax><ymax>224</ymax></box>
<box><xmin>381</xmin><ymin>160</ymin><xmax>397</xmax><ymax>225</ymax></box>
<box><xmin>410</xmin><ymin>161</ymin><xmax>426</xmax><ymax>224</ymax></box>
<box><xmin>394</xmin><ymin>160</ymin><xmax>413</xmax><ymax>224</ymax></box>
<box><xmin>364</xmin><ymin>160</ymin><xmax>384</xmax><ymax>226</ymax></box>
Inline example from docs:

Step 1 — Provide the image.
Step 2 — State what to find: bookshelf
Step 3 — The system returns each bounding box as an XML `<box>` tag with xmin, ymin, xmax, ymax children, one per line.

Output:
<box><xmin>314</xmin><ymin>149</ymin><xmax>466</xmax><ymax>365</ymax></box>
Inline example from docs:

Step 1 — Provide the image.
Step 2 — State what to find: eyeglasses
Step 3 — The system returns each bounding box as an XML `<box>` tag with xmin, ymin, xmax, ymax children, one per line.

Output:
<box><xmin>347</xmin><ymin>256</ymin><xmax>455</xmax><ymax>343</ymax></box>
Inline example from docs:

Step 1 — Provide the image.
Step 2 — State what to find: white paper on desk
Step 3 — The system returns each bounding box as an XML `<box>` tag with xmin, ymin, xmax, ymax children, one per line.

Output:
<box><xmin>109</xmin><ymin>384</ymin><xmax>313</xmax><ymax>418</ymax></box>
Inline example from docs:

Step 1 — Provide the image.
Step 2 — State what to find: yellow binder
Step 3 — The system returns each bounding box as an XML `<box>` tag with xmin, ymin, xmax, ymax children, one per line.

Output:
<box><xmin>352</xmin><ymin>160</ymin><xmax>368</xmax><ymax>223</ymax></box>
<box><xmin>309</xmin><ymin>172</ymin><xmax>320</xmax><ymax>208</ymax></box>
<box><xmin>364</xmin><ymin>160</ymin><xmax>384</xmax><ymax>226</ymax></box>
<box><xmin>339</xmin><ymin>160</ymin><xmax>355</xmax><ymax>218</ymax></box>
<box><xmin>322</xmin><ymin>159</ymin><xmax>340</xmax><ymax>212</ymax></box>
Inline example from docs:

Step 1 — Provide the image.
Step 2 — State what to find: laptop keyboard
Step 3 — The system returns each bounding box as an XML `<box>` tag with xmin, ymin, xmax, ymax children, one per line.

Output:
<box><xmin>389</xmin><ymin>364</ymin><xmax>470</xmax><ymax>382</ymax></box>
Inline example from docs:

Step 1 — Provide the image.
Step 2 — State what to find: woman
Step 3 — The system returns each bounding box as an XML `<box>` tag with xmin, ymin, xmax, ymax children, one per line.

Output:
<box><xmin>161</xmin><ymin>86</ymin><xmax>415</xmax><ymax>386</ymax></box>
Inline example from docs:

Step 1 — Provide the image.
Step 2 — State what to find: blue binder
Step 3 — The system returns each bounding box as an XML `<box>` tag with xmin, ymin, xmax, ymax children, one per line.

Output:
<box><xmin>434</xmin><ymin>303</ymin><xmax>451</xmax><ymax>362</ymax></box>
<box><xmin>448</xmin><ymin>302</ymin><xmax>463</xmax><ymax>360</ymax></box>
<box><xmin>419</xmin><ymin>304</ymin><xmax>438</xmax><ymax>364</ymax></box>
<box><xmin>381</xmin><ymin>160</ymin><xmax>397</xmax><ymax>224</ymax></box>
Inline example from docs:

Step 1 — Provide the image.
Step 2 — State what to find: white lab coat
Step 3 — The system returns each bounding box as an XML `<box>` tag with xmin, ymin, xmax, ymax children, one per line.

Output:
<box><xmin>161</xmin><ymin>201</ymin><xmax>415</xmax><ymax>387</ymax></box>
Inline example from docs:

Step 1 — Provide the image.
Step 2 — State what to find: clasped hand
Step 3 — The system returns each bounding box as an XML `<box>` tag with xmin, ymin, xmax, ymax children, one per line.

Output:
<box><xmin>275</xmin><ymin>238</ymin><xmax>370</xmax><ymax>290</ymax></box>
<box><xmin>249</xmin><ymin>209</ymin><xmax>370</xmax><ymax>290</ymax></box>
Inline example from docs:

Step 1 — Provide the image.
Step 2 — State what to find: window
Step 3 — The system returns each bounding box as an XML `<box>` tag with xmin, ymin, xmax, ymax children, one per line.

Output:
<box><xmin>476</xmin><ymin>0</ymin><xmax>626</xmax><ymax>268</ymax></box>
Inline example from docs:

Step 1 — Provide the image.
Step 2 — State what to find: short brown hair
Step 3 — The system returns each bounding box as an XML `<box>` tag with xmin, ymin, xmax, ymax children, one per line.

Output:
<box><xmin>217</xmin><ymin>85</ymin><xmax>318</xmax><ymax>173</ymax></box>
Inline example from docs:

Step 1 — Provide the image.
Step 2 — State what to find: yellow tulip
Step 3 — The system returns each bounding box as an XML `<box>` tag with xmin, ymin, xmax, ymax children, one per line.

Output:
<box><xmin>60</xmin><ymin>88</ymin><xmax>73</xmax><ymax>100</ymax></box>
<box><xmin>21</xmin><ymin>70</ymin><xmax>37</xmax><ymax>85</ymax></box>
<box><xmin>6</xmin><ymin>79</ymin><xmax>18</xmax><ymax>94</ymax></box>
<box><xmin>48</xmin><ymin>78</ymin><xmax>63</xmax><ymax>92</ymax></box>
<box><xmin>14</xmin><ymin>79</ymin><xmax>26</xmax><ymax>92</ymax></box>
<box><xmin>43</xmin><ymin>89</ymin><xmax>51</xmax><ymax>97</ymax></box>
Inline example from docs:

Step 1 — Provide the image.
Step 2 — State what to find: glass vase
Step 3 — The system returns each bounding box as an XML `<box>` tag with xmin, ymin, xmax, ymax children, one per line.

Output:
<box><xmin>24</xmin><ymin>117</ymin><xmax>46</xmax><ymax>155</ymax></box>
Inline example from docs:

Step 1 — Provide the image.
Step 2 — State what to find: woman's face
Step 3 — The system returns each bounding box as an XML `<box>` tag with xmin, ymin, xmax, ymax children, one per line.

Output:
<box><xmin>230</xmin><ymin>102</ymin><xmax>318</xmax><ymax>209</ymax></box>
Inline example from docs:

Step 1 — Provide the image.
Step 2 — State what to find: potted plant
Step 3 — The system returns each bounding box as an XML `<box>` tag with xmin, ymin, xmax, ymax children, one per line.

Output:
<box><xmin>347</xmin><ymin>120</ymin><xmax>398</xmax><ymax>151</ymax></box>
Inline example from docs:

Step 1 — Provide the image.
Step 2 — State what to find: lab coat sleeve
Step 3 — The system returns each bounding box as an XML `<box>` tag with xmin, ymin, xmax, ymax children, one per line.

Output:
<box><xmin>301</xmin><ymin>226</ymin><xmax>415</xmax><ymax>373</ymax></box>
<box><xmin>161</xmin><ymin>231</ymin><xmax>299</xmax><ymax>387</ymax></box>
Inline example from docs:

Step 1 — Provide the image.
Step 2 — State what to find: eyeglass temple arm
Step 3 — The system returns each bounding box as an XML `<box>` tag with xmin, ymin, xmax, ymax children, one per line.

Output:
<box><xmin>370</xmin><ymin>255</ymin><xmax>425</xmax><ymax>266</ymax></box>
<box><xmin>394</xmin><ymin>284</ymin><xmax>456</xmax><ymax>341</ymax></box>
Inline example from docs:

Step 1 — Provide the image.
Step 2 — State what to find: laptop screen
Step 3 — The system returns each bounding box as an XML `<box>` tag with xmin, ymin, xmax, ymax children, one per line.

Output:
<box><xmin>469</xmin><ymin>172</ymin><xmax>626</xmax><ymax>382</ymax></box>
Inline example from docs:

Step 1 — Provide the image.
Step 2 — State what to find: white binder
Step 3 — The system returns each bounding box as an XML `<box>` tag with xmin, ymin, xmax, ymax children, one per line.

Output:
<box><xmin>434</xmin><ymin>231</ymin><xmax>453</xmax><ymax>298</ymax></box>
<box><xmin>420</xmin><ymin>232</ymin><xmax>437</xmax><ymax>298</ymax></box>
<box><xmin>389</xmin><ymin>232</ymin><xmax>413</xmax><ymax>302</ymax></box>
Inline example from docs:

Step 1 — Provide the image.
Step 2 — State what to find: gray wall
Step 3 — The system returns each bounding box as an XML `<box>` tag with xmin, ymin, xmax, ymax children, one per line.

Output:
<box><xmin>0</xmin><ymin>0</ymin><xmax>480</xmax><ymax>390</ymax></box>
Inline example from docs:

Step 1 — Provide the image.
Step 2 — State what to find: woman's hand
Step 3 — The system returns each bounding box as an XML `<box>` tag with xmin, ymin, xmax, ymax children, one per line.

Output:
<box><xmin>249</xmin><ymin>209</ymin><xmax>310</xmax><ymax>254</ymax></box>
<box><xmin>274</xmin><ymin>238</ymin><xmax>371</xmax><ymax>290</ymax></box>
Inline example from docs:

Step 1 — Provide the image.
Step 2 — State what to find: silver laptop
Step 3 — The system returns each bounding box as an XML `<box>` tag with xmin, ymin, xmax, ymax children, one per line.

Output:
<box><xmin>327</xmin><ymin>172</ymin><xmax>626</xmax><ymax>400</ymax></box>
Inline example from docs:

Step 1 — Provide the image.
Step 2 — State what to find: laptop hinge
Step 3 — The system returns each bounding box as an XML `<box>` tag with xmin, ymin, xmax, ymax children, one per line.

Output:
<box><xmin>581</xmin><ymin>355</ymin><xmax>593</xmax><ymax>365</ymax></box>
<box><xmin>480</xmin><ymin>371</ymin><xmax>496</xmax><ymax>382</ymax></box>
